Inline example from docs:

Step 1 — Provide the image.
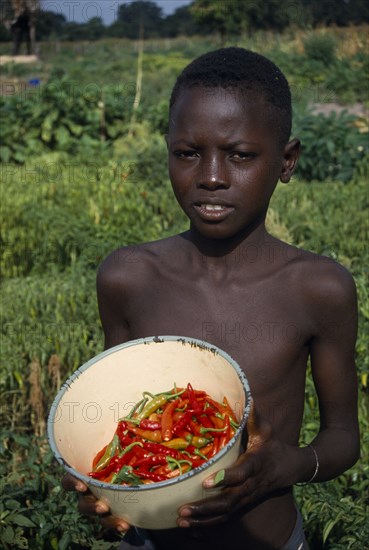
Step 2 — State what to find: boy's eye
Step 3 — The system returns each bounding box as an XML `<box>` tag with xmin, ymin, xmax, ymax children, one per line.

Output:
<box><xmin>173</xmin><ymin>150</ymin><xmax>199</xmax><ymax>158</ymax></box>
<box><xmin>230</xmin><ymin>151</ymin><xmax>256</xmax><ymax>160</ymax></box>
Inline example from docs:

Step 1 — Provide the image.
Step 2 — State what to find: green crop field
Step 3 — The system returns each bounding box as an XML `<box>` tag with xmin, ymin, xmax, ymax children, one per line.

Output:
<box><xmin>1</xmin><ymin>27</ymin><xmax>368</xmax><ymax>549</ymax></box>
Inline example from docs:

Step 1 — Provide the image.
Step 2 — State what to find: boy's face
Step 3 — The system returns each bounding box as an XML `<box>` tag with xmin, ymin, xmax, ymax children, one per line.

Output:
<box><xmin>167</xmin><ymin>87</ymin><xmax>299</xmax><ymax>241</ymax></box>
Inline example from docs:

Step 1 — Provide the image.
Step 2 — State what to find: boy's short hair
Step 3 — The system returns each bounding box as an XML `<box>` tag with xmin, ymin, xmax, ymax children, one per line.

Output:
<box><xmin>170</xmin><ymin>47</ymin><xmax>292</xmax><ymax>146</ymax></box>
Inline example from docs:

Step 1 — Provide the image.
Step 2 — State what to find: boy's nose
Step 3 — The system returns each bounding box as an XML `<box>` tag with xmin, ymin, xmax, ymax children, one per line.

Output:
<box><xmin>197</xmin><ymin>160</ymin><xmax>229</xmax><ymax>189</ymax></box>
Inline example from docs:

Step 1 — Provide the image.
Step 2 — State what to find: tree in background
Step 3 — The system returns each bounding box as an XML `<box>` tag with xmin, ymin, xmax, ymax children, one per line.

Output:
<box><xmin>301</xmin><ymin>0</ymin><xmax>369</xmax><ymax>26</ymax></box>
<box><xmin>190</xmin><ymin>0</ymin><xmax>298</xmax><ymax>44</ymax></box>
<box><xmin>246</xmin><ymin>0</ymin><xmax>293</xmax><ymax>31</ymax></box>
<box><xmin>1</xmin><ymin>0</ymin><xmax>368</xmax><ymax>44</ymax></box>
<box><xmin>77</xmin><ymin>17</ymin><xmax>105</xmax><ymax>41</ymax></box>
<box><xmin>191</xmin><ymin>0</ymin><xmax>369</xmax><ymax>38</ymax></box>
<box><xmin>161</xmin><ymin>5</ymin><xmax>203</xmax><ymax>38</ymax></box>
<box><xmin>35</xmin><ymin>10</ymin><xmax>66</xmax><ymax>41</ymax></box>
<box><xmin>190</xmin><ymin>0</ymin><xmax>246</xmax><ymax>45</ymax></box>
<box><xmin>109</xmin><ymin>1</ymin><xmax>163</xmax><ymax>39</ymax></box>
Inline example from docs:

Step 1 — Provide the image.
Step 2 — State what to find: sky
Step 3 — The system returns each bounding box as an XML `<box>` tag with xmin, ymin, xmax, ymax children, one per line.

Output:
<box><xmin>40</xmin><ymin>0</ymin><xmax>193</xmax><ymax>25</ymax></box>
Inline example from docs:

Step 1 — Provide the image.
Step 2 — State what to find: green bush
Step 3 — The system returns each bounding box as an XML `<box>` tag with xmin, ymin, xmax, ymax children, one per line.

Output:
<box><xmin>0</xmin><ymin>147</ymin><xmax>187</xmax><ymax>278</ymax></box>
<box><xmin>269</xmin><ymin>45</ymin><xmax>367</xmax><ymax>106</ymax></box>
<box><xmin>325</xmin><ymin>55</ymin><xmax>369</xmax><ymax>103</ymax></box>
<box><xmin>1</xmin><ymin>434</ymin><xmax>114</xmax><ymax>550</ymax></box>
<box><xmin>0</xmin><ymin>75</ymin><xmax>134</xmax><ymax>163</ymax></box>
<box><xmin>303</xmin><ymin>33</ymin><xmax>337</xmax><ymax>65</ymax></box>
<box><xmin>293</xmin><ymin>110</ymin><xmax>368</xmax><ymax>182</ymax></box>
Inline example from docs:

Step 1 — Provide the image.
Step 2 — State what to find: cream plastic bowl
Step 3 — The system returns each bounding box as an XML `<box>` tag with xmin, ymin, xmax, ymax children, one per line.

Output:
<box><xmin>48</xmin><ymin>336</ymin><xmax>251</xmax><ymax>529</ymax></box>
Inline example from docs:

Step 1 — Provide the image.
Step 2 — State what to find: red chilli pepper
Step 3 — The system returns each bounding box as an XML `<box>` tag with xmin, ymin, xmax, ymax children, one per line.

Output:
<box><xmin>164</xmin><ymin>464</ymin><xmax>191</xmax><ymax>479</ymax></box>
<box><xmin>116</xmin><ymin>421</ymin><xmax>133</xmax><ymax>447</ymax></box>
<box><xmin>199</xmin><ymin>443</ymin><xmax>214</xmax><ymax>456</ymax></box>
<box><xmin>219</xmin><ymin>414</ymin><xmax>231</xmax><ymax>449</ymax></box>
<box><xmin>205</xmin><ymin>397</ymin><xmax>225</xmax><ymax>415</ymax></box>
<box><xmin>118</xmin><ymin>434</ymin><xmax>136</xmax><ymax>448</ymax></box>
<box><xmin>89</xmin><ymin>455</ymin><xmax>120</xmax><ymax>479</ymax></box>
<box><xmin>134</xmin><ymin>454</ymin><xmax>168</xmax><ymax>469</ymax></box>
<box><xmin>222</xmin><ymin>396</ymin><xmax>238</xmax><ymax>423</ymax></box>
<box><xmin>139</xmin><ymin>419</ymin><xmax>161</xmax><ymax>431</ymax></box>
<box><xmin>129</xmin><ymin>426</ymin><xmax>162</xmax><ymax>443</ymax></box>
<box><xmin>189</xmin><ymin>419</ymin><xmax>202</xmax><ymax>436</ymax></box>
<box><xmin>111</xmin><ymin>450</ymin><xmax>136</xmax><ymax>474</ymax></box>
<box><xmin>207</xmin><ymin>436</ymin><xmax>220</xmax><ymax>458</ymax></box>
<box><xmin>134</xmin><ymin>469</ymin><xmax>168</xmax><ymax>482</ymax></box>
<box><xmin>131</xmin><ymin>445</ymin><xmax>151</xmax><ymax>460</ymax></box>
<box><xmin>210</xmin><ymin>415</ymin><xmax>224</xmax><ymax>429</ymax></box>
<box><xmin>177</xmin><ymin>398</ymin><xmax>189</xmax><ymax>409</ymax></box>
<box><xmin>110</xmin><ymin>442</ymin><xmax>144</xmax><ymax>483</ymax></box>
<box><xmin>141</xmin><ymin>441</ymin><xmax>179</xmax><ymax>459</ymax></box>
<box><xmin>179</xmin><ymin>452</ymin><xmax>206</xmax><ymax>468</ymax></box>
<box><xmin>173</xmin><ymin>409</ymin><xmax>193</xmax><ymax>435</ymax></box>
<box><xmin>161</xmin><ymin>398</ymin><xmax>179</xmax><ymax>442</ymax></box>
<box><xmin>116</xmin><ymin>420</ymin><xmax>127</xmax><ymax>438</ymax></box>
<box><xmin>198</xmin><ymin>414</ymin><xmax>213</xmax><ymax>429</ymax></box>
<box><xmin>187</xmin><ymin>383</ymin><xmax>202</xmax><ymax>416</ymax></box>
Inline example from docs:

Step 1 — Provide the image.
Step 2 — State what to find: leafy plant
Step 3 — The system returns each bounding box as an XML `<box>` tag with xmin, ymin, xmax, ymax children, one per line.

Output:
<box><xmin>0</xmin><ymin>76</ymin><xmax>132</xmax><ymax>163</ymax></box>
<box><xmin>293</xmin><ymin>110</ymin><xmax>368</xmax><ymax>182</ymax></box>
<box><xmin>303</xmin><ymin>33</ymin><xmax>337</xmax><ymax>65</ymax></box>
<box><xmin>0</xmin><ymin>146</ymin><xmax>186</xmax><ymax>279</ymax></box>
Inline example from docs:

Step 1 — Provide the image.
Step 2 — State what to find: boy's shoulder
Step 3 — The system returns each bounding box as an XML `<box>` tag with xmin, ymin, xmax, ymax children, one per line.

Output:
<box><xmin>279</xmin><ymin>240</ymin><xmax>357</xmax><ymax>312</ymax></box>
<box><xmin>291</xmin><ymin>244</ymin><xmax>355</xmax><ymax>286</ymax></box>
<box><xmin>97</xmin><ymin>235</ymin><xmax>181</xmax><ymax>288</ymax></box>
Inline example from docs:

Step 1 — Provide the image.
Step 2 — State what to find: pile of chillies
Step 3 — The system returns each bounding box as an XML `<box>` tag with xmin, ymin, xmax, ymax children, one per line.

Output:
<box><xmin>88</xmin><ymin>383</ymin><xmax>239</xmax><ymax>485</ymax></box>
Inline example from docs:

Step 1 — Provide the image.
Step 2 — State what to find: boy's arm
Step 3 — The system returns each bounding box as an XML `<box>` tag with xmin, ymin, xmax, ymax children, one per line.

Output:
<box><xmin>62</xmin><ymin>251</ymin><xmax>134</xmax><ymax>534</ymax></box>
<box><xmin>96</xmin><ymin>251</ymin><xmax>133</xmax><ymax>349</ymax></box>
<box><xmin>178</xmin><ymin>262</ymin><xmax>360</xmax><ymax>528</ymax></box>
<box><xmin>300</xmin><ymin>262</ymin><xmax>360</xmax><ymax>479</ymax></box>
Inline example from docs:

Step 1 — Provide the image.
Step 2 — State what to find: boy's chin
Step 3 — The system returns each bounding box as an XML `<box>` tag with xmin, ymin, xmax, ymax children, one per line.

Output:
<box><xmin>189</xmin><ymin>217</ymin><xmax>266</xmax><ymax>243</ymax></box>
<box><xmin>190</xmin><ymin>223</ymin><xmax>245</xmax><ymax>241</ymax></box>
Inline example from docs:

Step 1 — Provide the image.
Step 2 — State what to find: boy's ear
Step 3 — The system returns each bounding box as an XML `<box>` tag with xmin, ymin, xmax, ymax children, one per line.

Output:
<box><xmin>164</xmin><ymin>134</ymin><xmax>169</xmax><ymax>149</ymax></box>
<box><xmin>280</xmin><ymin>138</ymin><xmax>301</xmax><ymax>183</ymax></box>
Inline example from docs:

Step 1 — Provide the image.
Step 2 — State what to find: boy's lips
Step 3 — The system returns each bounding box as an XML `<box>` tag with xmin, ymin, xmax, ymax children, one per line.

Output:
<box><xmin>193</xmin><ymin>202</ymin><xmax>234</xmax><ymax>222</ymax></box>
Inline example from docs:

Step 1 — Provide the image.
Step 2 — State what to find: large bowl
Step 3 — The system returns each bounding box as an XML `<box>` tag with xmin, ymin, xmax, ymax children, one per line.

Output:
<box><xmin>48</xmin><ymin>336</ymin><xmax>251</xmax><ymax>529</ymax></box>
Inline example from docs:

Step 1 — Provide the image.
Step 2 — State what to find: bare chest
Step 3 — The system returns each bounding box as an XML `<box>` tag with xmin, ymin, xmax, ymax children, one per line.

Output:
<box><xmin>126</xmin><ymin>273</ymin><xmax>310</xmax><ymax>406</ymax></box>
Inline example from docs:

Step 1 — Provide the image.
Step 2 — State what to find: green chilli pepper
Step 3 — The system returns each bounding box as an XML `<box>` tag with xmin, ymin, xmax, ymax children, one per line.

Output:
<box><xmin>135</xmin><ymin>388</ymin><xmax>186</xmax><ymax>422</ymax></box>
<box><xmin>94</xmin><ymin>434</ymin><xmax>119</xmax><ymax>472</ymax></box>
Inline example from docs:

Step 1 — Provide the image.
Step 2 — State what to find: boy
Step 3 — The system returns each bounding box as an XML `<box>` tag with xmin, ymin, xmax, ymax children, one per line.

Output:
<box><xmin>63</xmin><ymin>48</ymin><xmax>359</xmax><ymax>549</ymax></box>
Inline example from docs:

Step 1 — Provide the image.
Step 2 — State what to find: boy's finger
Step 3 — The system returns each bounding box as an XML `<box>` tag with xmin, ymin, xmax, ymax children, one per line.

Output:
<box><xmin>62</xmin><ymin>473</ymin><xmax>88</xmax><ymax>493</ymax></box>
<box><xmin>77</xmin><ymin>493</ymin><xmax>109</xmax><ymax>515</ymax></box>
<box><xmin>178</xmin><ymin>487</ymin><xmax>253</xmax><ymax>527</ymax></box>
<box><xmin>77</xmin><ymin>495</ymin><xmax>130</xmax><ymax>533</ymax></box>
<box><xmin>202</xmin><ymin>453</ymin><xmax>258</xmax><ymax>489</ymax></box>
<box><xmin>100</xmin><ymin>514</ymin><xmax>130</xmax><ymax>533</ymax></box>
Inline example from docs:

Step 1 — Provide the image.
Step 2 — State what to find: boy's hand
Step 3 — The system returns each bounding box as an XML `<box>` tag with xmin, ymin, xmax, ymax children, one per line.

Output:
<box><xmin>177</xmin><ymin>401</ymin><xmax>293</xmax><ymax>528</ymax></box>
<box><xmin>62</xmin><ymin>473</ymin><xmax>130</xmax><ymax>533</ymax></box>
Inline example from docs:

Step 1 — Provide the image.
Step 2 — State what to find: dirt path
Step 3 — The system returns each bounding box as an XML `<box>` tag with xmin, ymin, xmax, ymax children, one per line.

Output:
<box><xmin>0</xmin><ymin>54</ymin><xmax>38</xmax><ymax>65</ymax></box>
<box><xmin>310</xmin><ymin>102</ymin><xmax>368</xmax><ymax>118</ymax></box>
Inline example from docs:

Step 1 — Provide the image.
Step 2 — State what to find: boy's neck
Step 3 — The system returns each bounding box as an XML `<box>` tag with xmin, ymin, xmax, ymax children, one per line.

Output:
<box><xmin>181</xmin><ymin>221</ymin><xmax>272</xmax><ymax>266</ymax></box>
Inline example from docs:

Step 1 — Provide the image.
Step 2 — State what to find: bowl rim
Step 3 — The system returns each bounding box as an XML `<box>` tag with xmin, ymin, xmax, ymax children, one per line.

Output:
<box><xmin>48</xmin><ymin>335</ymin><xmax>252</xmax><ymax>492</ymax></box>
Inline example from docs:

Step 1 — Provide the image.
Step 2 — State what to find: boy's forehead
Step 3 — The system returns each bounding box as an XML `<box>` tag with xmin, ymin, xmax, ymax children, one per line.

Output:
<box><xmin>170</xmin><ymin>86</ymin><xmax>271</xmax><ymax>127</ymax></box>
